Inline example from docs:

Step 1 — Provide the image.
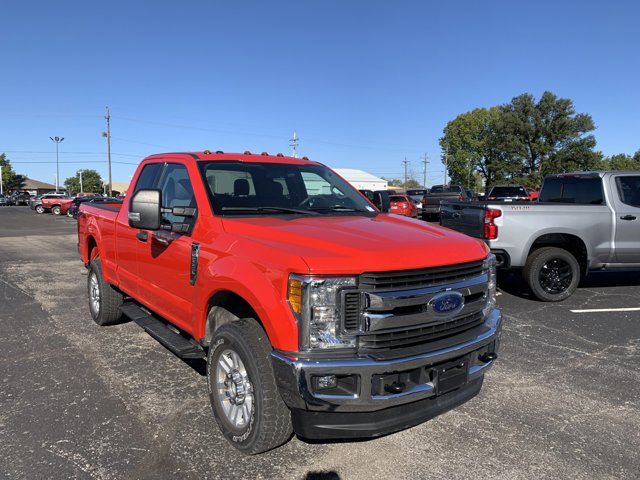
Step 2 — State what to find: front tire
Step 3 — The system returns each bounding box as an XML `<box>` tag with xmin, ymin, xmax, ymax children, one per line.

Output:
<box><xmin>88</xmin><ymin>258</ymin><xmax>124</xmax><ymax>325</ymax></box>
<box><xmin>207</xmin><ymin>319</ymin><xmax>292</xmax><ymax>454</ymax></box>
<box><xmin>523</xmin><ymin>247</ymin><xmax>580</xmax><ymax>302</ymax></box>
<box><xmin>35</xmin><ymin>205</ymin><xmax>45</xmax><ymax>214</ymax></box>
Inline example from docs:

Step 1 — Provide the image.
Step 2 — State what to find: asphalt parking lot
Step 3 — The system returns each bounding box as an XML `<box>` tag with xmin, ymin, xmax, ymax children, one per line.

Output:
<box><xmin>1</xmin><ymin>207</ymin><xmax>639</xmax><ymax>480</ymax></box>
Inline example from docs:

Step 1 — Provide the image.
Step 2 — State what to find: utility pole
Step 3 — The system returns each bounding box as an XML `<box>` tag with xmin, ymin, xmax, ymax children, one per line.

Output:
<box><xmin>79</xmin><ymin>170</ymin><xmax>83</xmax><ymax>194</ymax></box>
<box><xmin>421</xmin><ymin>153</ymin><xmax>428</xmax><ymax>188</ymax></box>
<box><xmin>402</xmin><ymin>157</ymin><xmax>409</xmax><ymax>186</ymax></box>
<box><xmin>102</xmin><ymin>107</ymin><xmax>112</xmax><ymax>196</ymax></box>
<box><xmin>444</xmin><ymin>145</ymin><xmax>449</xmax><ymax>186</ymax></box>
<box><xmin>289</xmin><ymin>131</ymin><xmax>299</xmax><ymax>158</ymax></box>
<box><xmin>0</xmin><ymin>164</ymin><xmax>3</xmax><ymax>195</ymax></box>
<box><xmin>49</xmin><ymin>136</ymin><xmax>64</xmax><ymax>193</ymax></box>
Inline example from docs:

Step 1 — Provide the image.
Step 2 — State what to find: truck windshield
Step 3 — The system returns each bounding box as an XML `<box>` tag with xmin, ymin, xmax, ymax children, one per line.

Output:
<box><xmin>199</xmin><ymin>161</ymin><xmax>376</xmax><ymax>216</ymax></box>
<box><xmin>489</xmin><ymin>186</ymin><xmax>527</xmax><ymax>197</ymax></box>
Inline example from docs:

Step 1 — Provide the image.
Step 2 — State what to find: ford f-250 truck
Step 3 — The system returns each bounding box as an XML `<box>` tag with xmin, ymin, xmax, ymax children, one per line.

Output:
<box><xmin>441</xmin><ymin>171</ymin><xmax>640</xmax><ymax>301</ymax></box>
<box><xmin>77</xmin><ymin>151</ymin><xmax>501</xmax><ymax>454</ymax></box>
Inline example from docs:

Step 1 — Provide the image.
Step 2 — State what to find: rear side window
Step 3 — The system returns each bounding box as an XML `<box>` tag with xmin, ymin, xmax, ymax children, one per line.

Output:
<box><xmin>489</xmin><ymin>186</ymin><xmax>527</xmax><ymax>197</ymax></box>
<box><xmin>616</xmin><ymin>176</ymin><xmax>640</xmax><ymax>208</ymax></box>
<box><xmin>133</xmin><ymin>163</ymin><xmax>163</xmax><ymax>194</ymax></box>
<box><xmin>539</xmin><ymin>177</ymin><xmax>604</xmax><ymax>205</ymax></box>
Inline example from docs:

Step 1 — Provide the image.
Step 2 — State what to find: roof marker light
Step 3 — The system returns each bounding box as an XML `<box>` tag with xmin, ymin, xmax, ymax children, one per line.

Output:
<box><xmin>243</xmin><ymin>150</ymin><xmax>252</xmax><ymax>155</ymax></box>
<box><xmin>261</xmin><ymin>152</ymin><xmax>269</xmax><ymax>156</ymax></box>
<box><xmin>302</xmin><ymin>156</ymin><xmax>309</xmax><ymax>161</ymax></box>
<box><xmin>215</xmin><ymin>150</ymin><xmax>224</xmax><ymax>154</ymax></box>
<box><xmin>276</xmin><ymin>153</ymin><xmax>284</xmax><ymax>157</ymax></box>
<box><xmin>203</xmin><ymin>149</ymin><xmax>211</xmax><ymax>154</ymax></box>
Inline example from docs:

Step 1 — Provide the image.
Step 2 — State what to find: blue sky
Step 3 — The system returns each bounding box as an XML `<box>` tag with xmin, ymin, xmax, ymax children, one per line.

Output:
<box><xmin>1</xmin><ymin>0</ymin><xmax>638</xmax><ymax>187</ymax></box>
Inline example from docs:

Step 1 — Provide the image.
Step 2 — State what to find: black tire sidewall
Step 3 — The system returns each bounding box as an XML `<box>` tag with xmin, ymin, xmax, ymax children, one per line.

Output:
<box><xmin>207</xmin><ymin>325</ymin><xmax>265</xmax><ymax>452</ymax></box>
<box><xmin>88</xmin><ymin>262</ymin><xmax>103</xmax><ymax>322</ymax></box>
<box><xmin>528</xmin><ymin>248</ymin><xmax>580</xmax><ymax>301</ymax></box>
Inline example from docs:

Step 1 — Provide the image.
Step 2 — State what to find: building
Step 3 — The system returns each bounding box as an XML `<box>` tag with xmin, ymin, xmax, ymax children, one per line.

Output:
<box><xmin>20</xmin><ymin>177</ymin><xmax>67</xmax><ymax>196</ymax></box>
<box><xmin>332</xmin><ymin>169</ymin><xmax>388</xmax><ymax>191</ymax></box>
<box><xmin>108</xmin><ymin>181</ymin><xmax>130</xmax><ymax>196</ymax></box>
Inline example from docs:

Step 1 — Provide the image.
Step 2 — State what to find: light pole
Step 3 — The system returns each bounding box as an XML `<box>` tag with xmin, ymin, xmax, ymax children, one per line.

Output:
<box><xmin>0</xmin><ymin>164</ymin><xmax>3</xmax><ymax>195</ymax></box>
<box><xmin>78</xmin><ymin>170</ymin><xmax>83</xmax><ymax>194</ymax></box>
<box><xmin>49</xmin><ymin>136</ymin><xmax>64</xmax><ymax>193</ymax></box>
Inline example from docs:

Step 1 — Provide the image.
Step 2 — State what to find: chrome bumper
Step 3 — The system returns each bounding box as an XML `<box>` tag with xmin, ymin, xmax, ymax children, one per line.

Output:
<box><xmin>272</xmin><ymin>308</ymin><xmax>501</xmax><ymax>413</ymax></box>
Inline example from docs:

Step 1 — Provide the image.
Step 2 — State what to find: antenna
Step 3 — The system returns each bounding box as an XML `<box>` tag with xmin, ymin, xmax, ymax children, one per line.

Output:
<box><xmin>289</xmin><ymin>131</ymin><xmax>299</xmax><ymax>158</ymax></box>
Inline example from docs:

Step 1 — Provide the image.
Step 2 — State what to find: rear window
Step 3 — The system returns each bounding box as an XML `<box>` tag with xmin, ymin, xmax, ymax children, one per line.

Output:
<box><xmin>539</xmin><ymin>177</ymin><xmax>604</xmax><ymax>205</ymax></box>
<box><xmin>430</xmin><ymin>185</ymin><xmax>461</xmax><ymax>193</ymax></box>
<box><xmin>390</xmin><ymin>195</ymin><xmax>407</xmax><ymax>202</ymax></box>
<box><xmin>616</xmin><ymin>176</ymin><xmax>640</xmax><ymax>208</ymax></box>
<box><xmin>406</xmin><ymin>189</ymin><xmax>426</xmax><ymax>196</ymax></box>
<box><xmin>489</xmin><ymin>186</ymin><xmax>527</xmax><ymax>197</ymax></box>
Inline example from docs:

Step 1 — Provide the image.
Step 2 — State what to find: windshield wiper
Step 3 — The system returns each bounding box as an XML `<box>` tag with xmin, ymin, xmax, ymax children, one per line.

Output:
<box><xmin>309</xmin><ymin>205</ymin><xmax>369</xmax><ymax>213</ymax></box>
<box><xmin>220</xmin><ymin>206</ymin><xmax>320</xmax><ymax>215</ymax></box>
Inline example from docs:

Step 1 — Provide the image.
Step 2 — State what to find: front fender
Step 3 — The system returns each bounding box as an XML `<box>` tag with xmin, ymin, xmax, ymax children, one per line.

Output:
<box><xmin>195</xmin><ymin>256</ymin><xmax>298</xmax><ymax>352</ymax></box>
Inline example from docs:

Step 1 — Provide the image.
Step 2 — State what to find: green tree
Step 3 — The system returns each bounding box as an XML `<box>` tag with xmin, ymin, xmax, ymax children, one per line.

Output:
<box><xmin>1</xmin><ymin>153</ymin><xmax>17</xmax><ymax>193</ymax></box>
<box><xmin>440</xmin><ymin>107</ymin><xmax>514</xmax><ymax>190</ymax></box>
<box><xmin>64</xmin><ymin>169</ymin><xmax>103</xmax><ymax>194</ymax></box>
<box><xmin>605</xmin><ymin>151</ymin><xmax>640</xmax><ymax>170</ymax></box>
<box><xmin>500</xmin><ymin>91</ymin><xmax>599</xmax><ymax>182</ymax></box>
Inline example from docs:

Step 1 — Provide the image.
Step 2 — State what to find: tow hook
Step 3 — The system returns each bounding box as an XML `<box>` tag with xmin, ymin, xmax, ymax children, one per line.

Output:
<box><xmin>479</xmin><ymin>352</ymin><xmax>498</xmax><ymax>363</ymax></box>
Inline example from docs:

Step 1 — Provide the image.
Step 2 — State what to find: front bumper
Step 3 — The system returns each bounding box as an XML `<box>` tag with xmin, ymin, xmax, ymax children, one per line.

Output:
<box><xmin>272</xmin><ymin>309</ymin><xmax>501</xmax><ymax>439</ymax></box>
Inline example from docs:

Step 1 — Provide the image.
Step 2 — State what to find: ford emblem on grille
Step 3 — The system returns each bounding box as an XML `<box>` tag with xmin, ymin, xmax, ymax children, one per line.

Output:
<box><xmin>429</xmin><ymin>291</ymin><xmax>465</xmax><ymax>316</ymax></box>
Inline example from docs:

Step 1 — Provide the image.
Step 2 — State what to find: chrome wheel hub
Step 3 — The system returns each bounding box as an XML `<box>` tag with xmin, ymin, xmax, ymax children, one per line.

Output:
<box><xmin>215</xmin><ymin>349</ymin><xmax>253</xmax><ymax>428</ymax></box>
<box><xmin>89</xmin><ymin>273</ymin><xmax>100</xmax><ymax>314</ymax></box>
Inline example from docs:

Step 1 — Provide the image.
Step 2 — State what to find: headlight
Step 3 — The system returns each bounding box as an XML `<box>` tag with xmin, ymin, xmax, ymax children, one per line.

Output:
<box><xmin>288</xmin><ymin>275</ymin><xmax>356</xmax><ymax>350</ymax></box>
<box><xmin>483</xmin><ymin>253</ymin><xmax>497</xmax><ymax>317</ymax></box>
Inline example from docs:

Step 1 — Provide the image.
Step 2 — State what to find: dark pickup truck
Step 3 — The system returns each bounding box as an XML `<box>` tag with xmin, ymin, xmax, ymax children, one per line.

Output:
<box><xmin>422</xmin><ymin>185</ymin><xmax>469</xmax><ymax>220</ymax></box>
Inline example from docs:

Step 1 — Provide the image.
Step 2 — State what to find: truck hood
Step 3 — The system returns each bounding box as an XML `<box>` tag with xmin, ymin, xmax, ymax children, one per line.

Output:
<box><xmin>221</xmin><ymin>214</ymin><xmax>488</xmax><ymax>274</ymax></box>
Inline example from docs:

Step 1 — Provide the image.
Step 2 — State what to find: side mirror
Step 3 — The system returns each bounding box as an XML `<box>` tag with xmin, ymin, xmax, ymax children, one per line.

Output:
<box><xmin>373</xmin><ymin>190</ymin><xmax>391</xmax><ymax>213</ymax></box>
<box><xmin>128</xmin><ymin>189</ymin><xmax>162</xmax><ymax>230</ymax></box>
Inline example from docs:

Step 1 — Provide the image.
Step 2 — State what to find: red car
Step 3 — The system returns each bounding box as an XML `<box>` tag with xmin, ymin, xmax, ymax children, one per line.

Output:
<box><xmin>39</xmin><ymin>195</ymin><xmax>74</xmax><ymax>215</ymax></box>
<box><xmin>526</xmin><ymin>188</ymin><xmax>540</xmax><ymax>201</ymax></box>
<box><xmin>77</xmin><ymin>151</ymin><xmax>501</xmax><ymax>454</ymax></box>
<box><xmin>389</xmin><ymin>194</ymin><xmax>418</xmax><ymax>217</ymax></box>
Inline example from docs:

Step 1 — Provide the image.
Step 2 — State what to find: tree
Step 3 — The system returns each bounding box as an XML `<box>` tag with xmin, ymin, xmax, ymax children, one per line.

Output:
<box><xmin>605</xmin><ymin>151</ymin><xmax>640</xmax><ymax>170</ymax></box>
<box><xmin>1</xmin><ymin>153</ymin><xmax>17</xmax><ymax>192</ymax></box>
<box><xmin>64</xmin><ymin>169</ymin><xmax>103</xmax><ymax>194</ymax></box>
<box><xmin>500</xmin><ymin>91</ymin><xmax>599</xmax><ymax>182</ymax></box>
<box><xmin>385</xmin><ymin>177</ymin><xmax>421</xmax><ymax>189</ymax></box>
<box><xmin>439</xmin><ymin>107</ymin><xmax>514</xmax><ymax>190</ymax></box>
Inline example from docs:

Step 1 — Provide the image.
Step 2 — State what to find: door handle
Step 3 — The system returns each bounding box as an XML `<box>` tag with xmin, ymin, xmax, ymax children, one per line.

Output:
<box><xmin>136</xmin><ymin>231</ymin><xmax>148</xmax><ymax>242</ymax></box>
<box><xmin>620</xmin><ymin>215</ymin><xmax>637</xmax><ymax>221</ymax></box>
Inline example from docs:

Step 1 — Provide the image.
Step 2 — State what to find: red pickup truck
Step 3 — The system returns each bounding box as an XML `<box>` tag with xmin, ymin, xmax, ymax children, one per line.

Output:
<box><xmin>77</xmin><ymin>151</ymin><xmax>501</xmax><ymax>454</ymax></box>
<box><xmin>37</xmin><ymin>195</ymin><xmax>73</xmax><ymax>215</ymax></box>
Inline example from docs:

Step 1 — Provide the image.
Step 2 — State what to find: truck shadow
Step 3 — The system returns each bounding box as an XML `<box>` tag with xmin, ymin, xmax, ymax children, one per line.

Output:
<box><xmin>498</xmin><ymin>269</ymin><xmax>640</xmax><ymax>300</ymax></box>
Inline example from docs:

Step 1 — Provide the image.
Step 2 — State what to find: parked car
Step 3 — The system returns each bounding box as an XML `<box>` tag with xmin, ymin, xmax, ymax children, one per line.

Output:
<box><xmin>486</xmin><ymin>185</ymin><xmax>530</xmax><ymax>202</ymax></box>
<box><xmin>422</xmin><ymin>185</ymin><xmax>469</xmax><ymax>220</ymax></box>
<box><xmin>9</xmin><ymin>191</ymin><xmax>32</xmax><ymax>206</ymax></box>
<box><xmin>440</xmin><ymin>171</ymin><xmax>640</xmax><ymax>301</ymax></box>
<box><xmin>526</xmin><ymin>188</ymin><xmax>540</xmax><ymax>201</ymax></box>
<box><xmin>78</xmin><ymin>151</ymin><xmax>501</xmax><ymax>454</ymax></box>
<box><xmin>389</xmin><ymin>194</ymin><xmax>418</xmax><ymax>217</ymax></box>
<box><xmin>0</xmin><ymin>194</ymin><xmax>10</xmax><ymax>206</ymax></box>
<box><xmin>405</xmin><ymin>189</ymin><xmax>428</xmax><ymax>213</ymax></box>
<box><xmin>36</xmin><ymin>194</ymin><xmax>72</xmax><ymax>215</ymax></box>
<box><xmin>68</xmin><ymin>196</ymin><xmax>121</xmax><ymax>218</ymax></box>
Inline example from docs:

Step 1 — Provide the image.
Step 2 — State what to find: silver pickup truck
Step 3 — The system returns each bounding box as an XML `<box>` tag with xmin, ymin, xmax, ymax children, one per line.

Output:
<box><xmin>441</xmin><ymin>171</ymin><xmax>640</xmax><ymax>301</ymax></box>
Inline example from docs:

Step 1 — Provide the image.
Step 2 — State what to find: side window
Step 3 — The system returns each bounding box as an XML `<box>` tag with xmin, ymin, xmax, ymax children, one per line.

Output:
<box><xmin>132</xmin><ymin>163</ymin><xmax>163</xmax><ymax>193</ymax></box>
<box><xmin>157</xmin><ymin>164</ymin><xmax>197</xmax><ymax>225</ymax></box>
<box><xmin>616</xmin><ymin>176</ymin><xmax>640</xmax><ymax>208</ymax></box>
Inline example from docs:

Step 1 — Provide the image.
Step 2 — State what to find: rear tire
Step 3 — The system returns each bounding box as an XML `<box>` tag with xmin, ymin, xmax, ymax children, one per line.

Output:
<box><xmin>523</xmin><ymin>247</ymin><xmax>580</xmax><ymax>302</ymax></box>
<box><xmin>207</xmin><ymin>318</ymin><xmax>293</xmax><ymax>454</ymax></box>
<box><xmin>88</xmin><ymin>258</ymin><xmax>124</xmax><ymax>325</ymax></box>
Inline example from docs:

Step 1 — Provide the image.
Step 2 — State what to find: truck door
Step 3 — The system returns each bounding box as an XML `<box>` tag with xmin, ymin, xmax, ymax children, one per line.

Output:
<box><xmin>115</xmin><ymin>162</ymin><xmax>163</xmax><ymax>296</ymax></box>
<box><xmin>136</xmin><ymin>162</ymin><xmax>198</xmax><ymax>333</ymax></box>
<box><xmin>610</xmin><ymin>174</ymin><xmax>640</xmax><ymax>263</ymax></box>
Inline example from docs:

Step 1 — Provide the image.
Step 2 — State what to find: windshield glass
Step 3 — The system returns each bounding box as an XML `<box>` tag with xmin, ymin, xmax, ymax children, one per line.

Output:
<box><xmin>490</xmin><ymin>186</ymin><xmax>527</xmax><ymax>197</ymax></box>
<box><xmin>199</xmin><ymin>161</ymin><xmax>376</xmax><ymax>216</ymax></box>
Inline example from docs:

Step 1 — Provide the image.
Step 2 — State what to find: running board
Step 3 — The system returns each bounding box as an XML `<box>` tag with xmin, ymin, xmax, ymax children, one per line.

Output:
<box><xmin>120</xmin><ymin>302</ymin><xmax>205</xmax><ymax>359</ymax></box>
